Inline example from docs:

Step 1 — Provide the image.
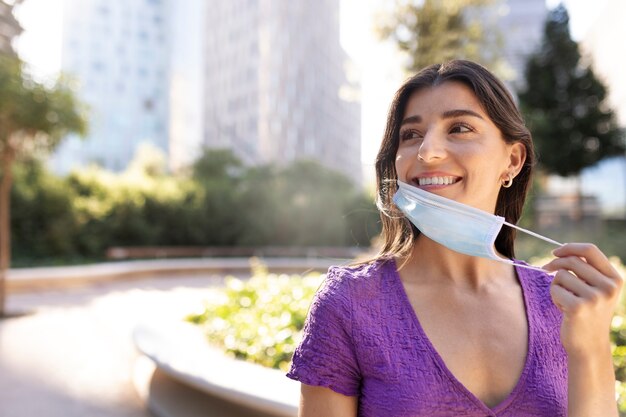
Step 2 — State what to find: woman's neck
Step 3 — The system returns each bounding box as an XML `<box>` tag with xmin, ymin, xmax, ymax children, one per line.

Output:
<box><xmin>397</xmin><ymin>235</ymin><xmax>515</xmax><ymax>290</ymax></box>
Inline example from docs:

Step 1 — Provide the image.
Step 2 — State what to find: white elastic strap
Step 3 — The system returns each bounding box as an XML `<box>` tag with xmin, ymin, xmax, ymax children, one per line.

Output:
<box><xmin>499</xmin><ymin>258</ymin><xmax>557</xmax><ymax>274</ymax></box>
<box><xmin>504</xmin><ymin>221</ymin><xmax>563</xmax><ymax>247</ymax></box>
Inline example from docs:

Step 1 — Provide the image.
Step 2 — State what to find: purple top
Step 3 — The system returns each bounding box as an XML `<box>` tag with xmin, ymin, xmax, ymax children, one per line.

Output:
<box><xmin>286</xmin><ymin>258</ymin><xmax>567</xmax><ymax>417</ymax></box>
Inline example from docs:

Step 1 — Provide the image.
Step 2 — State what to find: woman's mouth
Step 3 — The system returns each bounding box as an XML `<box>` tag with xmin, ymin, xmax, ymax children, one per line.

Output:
<box><xmin>415</xmin><ymin>176</ymin><xmax>461</xmax><ymax>187</ymax></box>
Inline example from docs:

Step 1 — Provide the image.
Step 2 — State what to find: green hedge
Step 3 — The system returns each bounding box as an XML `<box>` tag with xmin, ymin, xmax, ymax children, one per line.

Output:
<box><xmin>10</xmin><ymin>149</ymin><xmax>381</xmax><ymax>265</ymax></box>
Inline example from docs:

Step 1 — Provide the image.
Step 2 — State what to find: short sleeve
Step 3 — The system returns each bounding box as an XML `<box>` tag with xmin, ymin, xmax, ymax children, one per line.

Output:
<box><xmin>286</xmin><ymin>267</ymin><xmax>361</xmax><ymax>396</ymax></box>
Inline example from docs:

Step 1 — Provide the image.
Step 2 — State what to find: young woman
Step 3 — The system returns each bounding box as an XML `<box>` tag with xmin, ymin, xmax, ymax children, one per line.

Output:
<box><xmin>286</xmin><ymin>60</ymin><xmax>622</xmax><ymax>416</ymax></box>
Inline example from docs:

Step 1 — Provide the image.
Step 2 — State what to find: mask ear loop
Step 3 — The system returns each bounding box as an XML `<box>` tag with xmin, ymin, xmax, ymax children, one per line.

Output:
<box><xmin>504</xmin><ymin>259</ymin><xmax>557</xmax><ymax>273</ymax></box>
<box><xmin>504</xmin><ymin>221</ymin><xmax>563</xmax><ymax>247</ymax></box>
<box><xmin>502</xmin><ymin>221</ymin><xmax>563</xmax><ymax>273</ymax></box>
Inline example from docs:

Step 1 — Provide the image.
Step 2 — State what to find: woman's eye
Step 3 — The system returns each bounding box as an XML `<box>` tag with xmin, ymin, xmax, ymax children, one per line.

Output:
<box><xmin>450</xmin><ymin>124</ymin><xmax>473</xmax><ymax>134</ymax></box>
<box><xmin>401</xmin><ymin>130</ymin><xmax>422</xmax><ymax>141</ymax></box>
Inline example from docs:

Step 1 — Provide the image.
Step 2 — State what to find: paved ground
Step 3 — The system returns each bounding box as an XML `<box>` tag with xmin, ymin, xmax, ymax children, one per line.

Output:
<box><xmin>0</xmin><ymin>273</ymin><xmax>241</xmax><ymax>417</ymax></box>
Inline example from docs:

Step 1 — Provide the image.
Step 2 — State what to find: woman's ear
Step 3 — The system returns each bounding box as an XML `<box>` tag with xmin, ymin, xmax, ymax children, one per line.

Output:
<box><xmin>508</xmin><ymin>142</ymin><xmax>526</xmax><ymax>177</ymax></box>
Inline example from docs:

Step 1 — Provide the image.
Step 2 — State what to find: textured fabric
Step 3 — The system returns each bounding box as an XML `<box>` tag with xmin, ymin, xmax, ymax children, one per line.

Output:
<box><xmin>286</xmin><ymin>258</ymin><xmax>567</xmax><ymax>417</ymax></box>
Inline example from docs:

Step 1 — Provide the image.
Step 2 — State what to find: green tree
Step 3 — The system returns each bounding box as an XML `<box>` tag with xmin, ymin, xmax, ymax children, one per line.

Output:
<box><xmin>518</xmin><ymin>5</ymin><xmax>624</xmax><ymax>211</ymax></box>
<box><xmin>11</xmin><ymin>159</ymin><xmax>81</xmax><ymax>262</ymax></box>
<box><xmin>191</xmin><ymin>148</ymin><xmax>246</xmax><ymax>245</ymax></box>
<box><xmin>237</xmin><ymin>159</ymin><xmax>380</xmax><ymax>247</ymax></box>
<box><xmin>0</xmin><ymin>55</ymin><xmax>85</xmax><ymax>316</ymax></box>
<box><xmin>377</xmin><ymin>0</ymin><xmax>507</xmax><ymax>73</ymax></box>
<box><xmin>191</xmin><ymin>147</ymin><xmax>243</xmax><ymax>182</ymax></box>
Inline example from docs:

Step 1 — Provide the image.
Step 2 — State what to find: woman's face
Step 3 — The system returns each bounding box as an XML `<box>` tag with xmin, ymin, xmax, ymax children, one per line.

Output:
<box><xmin>395</xmin><ymin>81</ymin><xmax>525</xmax><ymax>213</ymax></box>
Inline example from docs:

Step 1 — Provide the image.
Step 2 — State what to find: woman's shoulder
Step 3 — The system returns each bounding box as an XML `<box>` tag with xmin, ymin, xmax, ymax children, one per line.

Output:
<box><xmin>319</xmin><ymin>257</ymin><xmax>395</xmax><ymax>302</ymax></box>
<box><xmin>327</xmin><ymin>257</ymin><xmax>394</xmax><ymax>286</ymax></box>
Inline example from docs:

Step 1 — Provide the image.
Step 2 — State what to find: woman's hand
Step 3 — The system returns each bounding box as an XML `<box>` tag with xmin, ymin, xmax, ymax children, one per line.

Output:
<box><xmin>542</xmin><ymin>242</ymin><xmax>623</xmax><ymax>417</ymax></box>
<box><xmin>543</xmin><ymin>243</ymin><xmax>622</xmax><ymax>355</ymax></box>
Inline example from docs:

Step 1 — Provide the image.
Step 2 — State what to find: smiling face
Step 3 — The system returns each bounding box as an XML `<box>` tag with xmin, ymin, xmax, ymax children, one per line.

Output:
<box><xmin>395</xmin><ymin>81</ymin><xmax>525</xmax><ymax>214</ymax></box>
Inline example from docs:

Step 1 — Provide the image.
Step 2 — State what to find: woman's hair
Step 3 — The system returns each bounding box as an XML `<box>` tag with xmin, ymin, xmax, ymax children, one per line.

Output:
<box><xmin>374</xmin><ymin>59</ymin><xmax>534</xmax><ymax>260</ymax></box>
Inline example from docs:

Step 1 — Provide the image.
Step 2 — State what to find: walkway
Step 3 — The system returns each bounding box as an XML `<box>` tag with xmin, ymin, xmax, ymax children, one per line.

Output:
<box><xmin>0</xmin><ymin>271</ymin><xmax>258</xmax><ymax>417</ymax></box>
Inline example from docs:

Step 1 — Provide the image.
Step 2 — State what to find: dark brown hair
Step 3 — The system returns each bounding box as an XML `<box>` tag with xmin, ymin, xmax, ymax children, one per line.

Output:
<box><xmin>374</xmin><ymin>60</ymin><xmax>534</xmax><ymax>260</ymax></box>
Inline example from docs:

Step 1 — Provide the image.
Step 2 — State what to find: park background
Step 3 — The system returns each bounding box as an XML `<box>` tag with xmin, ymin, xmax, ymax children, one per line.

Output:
<box><xmin>1</xmin><ymin>0</ymin><xmax>626</xmax><ymax>416</ymax></box>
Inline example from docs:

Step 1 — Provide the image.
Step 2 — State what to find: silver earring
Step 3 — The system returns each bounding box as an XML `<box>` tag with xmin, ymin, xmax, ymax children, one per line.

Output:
<box><xmin>502</xmin><ymin>174</ymin><xmax>513</xmax><ymax>188</ymax></box>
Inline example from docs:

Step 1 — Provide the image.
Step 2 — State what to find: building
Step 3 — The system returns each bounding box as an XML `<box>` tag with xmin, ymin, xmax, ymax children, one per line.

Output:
<box><xmin>0</xmin><ymin>0</ymin><xmax>22</xmax><ymax>54</ymax></box>
<box><xmin>580</xmin><ymin>0</ymin><xmax>626</xmax><ymax>216</ymax></box>
<box><xmin>468</xmin><ymin>0</ymin><xmax>546</xmax><ymax>92</ymax></box>
<box><xmin>534</xmin><ymin>193</ymin><xmax>602</xmax><ymax>231</ymax></box>
<box><xmin>583</xmin><ymin>0</ymin><xmax>626</xmax><ymax>126</ymax></box>
<box><xmin>51</xmin><ymin>0</ymin><xmax>204</xmax><ymax>173</ymax></box>
<box><xmin>497</xmin><ymin>0</ymin><xmax>547</xmax><ymax>91</ymax></box>
<box><xmin>203</xmin><ymin>0</ymin><xmax>361</xmax><ymax>184</ymax></box>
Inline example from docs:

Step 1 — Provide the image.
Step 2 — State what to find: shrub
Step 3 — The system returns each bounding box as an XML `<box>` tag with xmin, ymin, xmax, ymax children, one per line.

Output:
<box><xmin>186</xmin><ymin>259</ymin><xmax>323</xmax><ymax>371</ymax></box>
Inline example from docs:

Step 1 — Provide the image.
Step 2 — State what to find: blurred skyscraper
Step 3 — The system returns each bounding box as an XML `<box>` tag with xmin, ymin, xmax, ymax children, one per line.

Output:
<box><xmin>51</xmin><ymin>0</ymin><xmax>205</xmax><ymax>173</ymax></box>
<box><xmin>494</xmin><ymin>0</ymin><xmax>547</xmax><ymax>91</ymax></box>
<box><xmin>584</xmin><ymin>0</ymin><xmax>626</xmax><ymax>126</ymax></box>
<box><xmin>203</xmin><ymin>0</ymin><xmax>362</xmax><ymax>184</ymax></box>
<box><xmin>0</xmin><ymin>0</ymin><xmax>22</xmax><ymax>54</ymax></box>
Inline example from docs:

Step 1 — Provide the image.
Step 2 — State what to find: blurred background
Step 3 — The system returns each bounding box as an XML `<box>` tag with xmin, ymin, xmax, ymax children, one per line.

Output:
<box><xmin>3</xmin><ymin>0</ymin><xmax>626</xmax><ymax>268</ymax></box>
<box><xmin>1</xmin><ymin>0</ymin><xmax>626</xmax><ymax>416</ymax></box>
<box><xmin>2</xmin><ymin>0</ymin><xmax>626</xmax><ymax>266</ymax></box>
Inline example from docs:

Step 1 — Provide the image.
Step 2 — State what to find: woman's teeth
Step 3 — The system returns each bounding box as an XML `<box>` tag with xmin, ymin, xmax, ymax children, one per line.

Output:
<box><xmin>418</xmin><ymin>176</ymin><xmax>457</xmax><ymax>186</ymax></box>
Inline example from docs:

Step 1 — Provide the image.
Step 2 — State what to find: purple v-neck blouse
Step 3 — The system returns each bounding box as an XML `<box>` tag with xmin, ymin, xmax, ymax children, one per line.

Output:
<box><xmin>286</xmin><ymin>258</ymin><xmax>567</xmax><ymax>416</ymax></box>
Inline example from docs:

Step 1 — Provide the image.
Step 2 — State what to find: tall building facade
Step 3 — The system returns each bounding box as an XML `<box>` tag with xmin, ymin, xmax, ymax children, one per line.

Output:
<box><xmin>583</xmin><ymin>0</ymin><xmax>626</xmax><ymax>125</ymax></box>
<box><xmin>474</xmin><ymin>0</ymin><xmax>547</xmax><ymax>92</ymax></box>
<box><xmin>497</xmin><ymin>0</ymin><xmax>547</xmax><ymax>91</ymax></box>
<box><xmin>0</xmin><ymin>0</ymin><xmax>22</xmax><ymax>54</ymax></box>
<box><xmin>51</xmin><ymin>0</ymin><xmax>204</xmax><ymax>173</ymax></box>
<box><xmin>203</xmin><ymin>0</ymin><xmax>361</xmax><ymax>184</ymax></box>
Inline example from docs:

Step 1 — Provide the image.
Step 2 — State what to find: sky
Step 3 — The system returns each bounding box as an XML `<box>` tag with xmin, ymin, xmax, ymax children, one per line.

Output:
<box><xmin>12</xmin><ymin>0</ymin><xmax>626</xmax><ymax>214</ymax></box>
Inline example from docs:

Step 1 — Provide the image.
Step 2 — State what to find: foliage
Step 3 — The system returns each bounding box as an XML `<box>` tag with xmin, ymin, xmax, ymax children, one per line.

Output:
<box><xmin>0</xmin><ymin>53</ymin><xmax>86</xmax><ymax>314</ymax></box>
<box><xmin>186</xmin><ymin>259</ymin><xmax>324</xmax><ymax>371</ymax></box>
<box><xmin>0</xmin><ymin>55</ymin><xmax>86</xmax><ymax>157</ymax></box>
<box><xmin>10</xmin><ymin>149</ymin><xmax>381</xmax><ymax>264</ymax></box>
<box><xmin>237</xmin><ymin>159</ymin><xmax>379</xmax><ymax>247</ymax></box>
<box><xmin>64</xmin><ymin>151</ymin><xmax>202</xmax><ymax>255</ymax></box>
<box><xmin>11</xmin><ymin>159</ymin><xmax>81</xmax><ymax>260</ymax></box>
<box><xmin>189</xmin><ymin>147</ymin><xmax>247</xmax><ymax>246</ymax></box>
<box><xmin>518</xmin><ymin>5</ymin><xmax>624</xmax><ymax>177</ymax></box>
<box><xmin>377</xmin><ymin>0</ymin><xmax>508</xmax><ymax>74</ymax></box>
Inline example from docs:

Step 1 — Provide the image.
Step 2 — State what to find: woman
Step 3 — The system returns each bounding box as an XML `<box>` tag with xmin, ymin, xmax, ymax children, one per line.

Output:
<box><xmin>286</xmin><ymin>60</ymin><xmax>623</xmax><ymax>416</ymax></box>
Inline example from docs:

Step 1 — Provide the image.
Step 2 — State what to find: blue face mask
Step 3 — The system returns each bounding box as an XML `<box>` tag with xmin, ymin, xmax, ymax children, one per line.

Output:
<box><xmin>393</xmin><ymin>180</ymin><xmax>562</xmax><ymax>272</ymax></box>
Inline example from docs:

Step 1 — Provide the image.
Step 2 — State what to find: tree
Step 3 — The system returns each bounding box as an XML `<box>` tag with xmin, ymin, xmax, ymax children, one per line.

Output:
<box><xmin>518</xmin><ymin>5</ymin><xmax>624</xmax><ymax>214</ymax></box>
<box><xmin>0</xmin><ymin>55</ymin><xmax>86</xmax><ymax>316</ymax></box>
<box><xmin>377</xmin><ymin>0</ymin><xmax>507</xmax><ymax>73</ymax></box>
<box><xmin>190</xmin><ymin>148</ymin><xmax>247</xmax><ymax>246</ymax></box>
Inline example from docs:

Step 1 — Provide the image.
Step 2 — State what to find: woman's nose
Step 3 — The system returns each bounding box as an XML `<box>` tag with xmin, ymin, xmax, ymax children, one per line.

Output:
<box><xmin>417</xmin><ymin>131</ymin><xmax>446</xmax><ymax>162</ymax></box>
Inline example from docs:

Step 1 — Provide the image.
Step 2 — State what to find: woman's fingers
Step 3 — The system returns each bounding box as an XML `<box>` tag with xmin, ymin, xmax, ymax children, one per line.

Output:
<box><xmin>550</xmin><ymin>243</ymin><xmax>620</xmax><ymax>281</ymax></box>
<box><xmin>543</xmin><ymin>243</ymin><xmax>624</xmax><ymax>317</ymax></box>
<box><xmin>543</xmin><ymin>255</ymin><xmax>620</xmax><ymax>297</ymax></box>
<box><xmin>549</xmin><ymin>277</ymin><xmax>582</xmax><ymax>312</ymax></box>
<box><xmin>546</xmin><ymin>243</ymin><xmax>623</xmax><ymax>360</ymax></box>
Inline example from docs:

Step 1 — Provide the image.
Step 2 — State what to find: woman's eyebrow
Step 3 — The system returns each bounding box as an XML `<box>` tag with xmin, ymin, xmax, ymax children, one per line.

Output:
<box><xmin>400</xmin><ymin>115</ymin><xmax>421</xmax><ymax>126</ymax></box>
<box><xmin>401</xmin><ymin>109</ymin><xmax>485</xmax><ymax>126</ymax></box>
<box><xmin>442</xmin><ymin>109</ymin><xmax>485</xmax><ymax>120</ymax></box>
